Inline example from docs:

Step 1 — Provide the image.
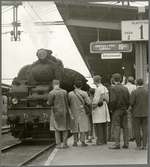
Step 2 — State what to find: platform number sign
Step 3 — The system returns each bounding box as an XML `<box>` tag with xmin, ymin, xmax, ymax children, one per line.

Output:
<box><xmin>121</xmin><ymin>20</ymin><xmax>149</xmax><ymax>41</ymax></box>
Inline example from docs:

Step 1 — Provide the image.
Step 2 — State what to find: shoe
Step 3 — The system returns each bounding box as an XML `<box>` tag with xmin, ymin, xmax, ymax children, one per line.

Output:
<box><xmin>96</xmin><ymin>143</ymin><xmax>104</xmax><ymax>146</ymax></box>
<box><xmin>72</xmin><ymin>142</ymin><xmax>78</xmax><ymax>147</ymax></box>
<box><xmin>107</xmin><ymin>139</ymin><xmax>114</xmax><ymax>142</ymax></box>
<box><xmin>56</xmin><ymin>144</ymin><xmax>61</xmax><ymax>149</ymax></box>
<box><xmin>122</xmin><ymin>145</ymin><xmax>129</xmax><ymax>149</ymax></box>
<box><xmin>135</xmin><ymin>146</ymin><xmax>141</xmax><ymax>150</ymax></box>
<box><xmin>96</xmin><ymin>140</ymin><xmax>103</xmax><ymax>145</ymax></box>
<box><xmin>109</xmin><ymin>145</ymin><xmax>120</xmax><ymax>149</ymax></box>
<box><xmin>81</xmin><ymin>142</ymin><xmax>88</xmax><ymax>147</ymax></box>
<box><xmin>87</xmin><ymin>139</ymin><xmax>92</xmax><ymax>143</ymax></box>
<box><xmin>141</xmin><ymin>146</ymin><xmax>147</xmax><ymax>150</ymax></box>
<box><xmin>129</xmin><ymin>138</ymin><xmax>135</xmax><ymax>142</ymax></box>
<box><xmin>62</xmin><ymin>144</ymin><xmax>69</xmax><ymax>149</ymax></box>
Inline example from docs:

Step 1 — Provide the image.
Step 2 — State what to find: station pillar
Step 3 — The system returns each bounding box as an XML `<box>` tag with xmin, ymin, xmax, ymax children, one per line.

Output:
<box><xmin>135</xmin><ymin>42</ymin><xmax>147</xmax><ymax>83</ymax></box>
<box><xmin>135</xmin><ymin>7</ymin><xmax>148</xmax><ymax>84</ymax></box>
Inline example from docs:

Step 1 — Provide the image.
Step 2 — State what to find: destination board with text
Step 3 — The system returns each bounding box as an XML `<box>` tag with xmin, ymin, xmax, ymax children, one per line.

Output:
<box><xmin>90</xmin><ymin>41</ymin><xmax>132</xmax><ymax>53</ymax></box>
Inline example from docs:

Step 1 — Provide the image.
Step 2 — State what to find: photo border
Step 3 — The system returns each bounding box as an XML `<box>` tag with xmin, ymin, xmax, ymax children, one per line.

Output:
<box><xmin>0</xmin><ymin>0</ymin><xmax>149</xmax><ymax>166</ymax></box>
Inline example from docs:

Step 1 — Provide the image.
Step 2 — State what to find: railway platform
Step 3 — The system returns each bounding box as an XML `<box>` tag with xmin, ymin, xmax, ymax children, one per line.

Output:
<box><xmin>45</xmin><ymin>136</ymin><xmax>147</xmax><ymax>165</ymax></box>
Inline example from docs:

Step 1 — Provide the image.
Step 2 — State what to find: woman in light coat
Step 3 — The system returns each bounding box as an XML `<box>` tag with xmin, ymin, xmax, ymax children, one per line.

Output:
<box><xmin>92</xmin><ymin>75</ymin><xmax>110</xmax><ymax>145</ymax></box>
<box><xmin>68</xmin><ymin>80</ymin><xmax>91</xmax><ymax>147</ymax></box>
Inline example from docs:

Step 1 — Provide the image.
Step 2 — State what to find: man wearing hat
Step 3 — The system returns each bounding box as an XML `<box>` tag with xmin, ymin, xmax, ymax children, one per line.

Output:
<box><xmin>109</xmin><ymin>73</ymin><xmax>130</xmax><ymax>149</ymax></box>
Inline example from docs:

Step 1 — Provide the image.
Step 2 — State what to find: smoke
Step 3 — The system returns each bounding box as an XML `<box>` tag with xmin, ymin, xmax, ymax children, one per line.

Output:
<box><xmin>20</xmin><ymin>2</ymin><xmax>53</xmax><ymax>50</ymax></box>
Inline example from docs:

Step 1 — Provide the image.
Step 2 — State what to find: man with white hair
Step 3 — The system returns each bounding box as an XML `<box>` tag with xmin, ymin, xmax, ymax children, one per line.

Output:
<box><xmin>92</xmin><ymin>75</ymin><xmax>110</xmax><ymax>145</ymax></box>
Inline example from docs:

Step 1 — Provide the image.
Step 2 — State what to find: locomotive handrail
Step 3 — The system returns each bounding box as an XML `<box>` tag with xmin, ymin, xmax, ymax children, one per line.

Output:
<box><xmin>8</xmin><ymin>107</ymin><xmax>51</xmax><ymax>110</ymax></box>
<box><xmin>10</xmin><ymin>97</ymin><xmax>48</xmax><ymax>101</ymax></box>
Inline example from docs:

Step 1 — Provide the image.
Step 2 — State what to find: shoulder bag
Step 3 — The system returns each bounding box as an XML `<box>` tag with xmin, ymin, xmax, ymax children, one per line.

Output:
<box><xmin>74</xmin><ymin>90</ymin><xmax>91</xmax><ymax>115</ymax></box>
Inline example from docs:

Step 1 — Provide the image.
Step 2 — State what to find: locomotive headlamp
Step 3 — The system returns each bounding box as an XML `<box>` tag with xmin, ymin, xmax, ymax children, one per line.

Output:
<box><xmin>12</xmin><ymin>98</ymin><xmax>18</xmax><ymax>105</ymax></box>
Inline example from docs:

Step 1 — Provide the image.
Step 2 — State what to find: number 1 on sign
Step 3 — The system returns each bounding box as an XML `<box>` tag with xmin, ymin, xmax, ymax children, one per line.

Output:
<box><xmin>139</xmin><ymin>25</ymin><xmax>144</xmax><ymax>39</ymax></box>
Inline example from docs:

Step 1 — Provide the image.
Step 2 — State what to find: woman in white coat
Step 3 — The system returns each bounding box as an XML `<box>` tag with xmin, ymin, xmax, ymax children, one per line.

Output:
<box><xmin>92</xmin><ymin>75</ymin><xmax>110</xmax><ymax>145</ymax></box>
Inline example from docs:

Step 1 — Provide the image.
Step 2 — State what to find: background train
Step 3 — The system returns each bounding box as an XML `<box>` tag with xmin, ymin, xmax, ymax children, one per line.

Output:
<box><xmin>7</xmin><ymin>49</ymin><xmax>90</xmax><ymax>141</ymax></box>
<box><xmin>2</xmin><ymin>83</ymin><xmax>10</xmax><ymax>127</ymax></box>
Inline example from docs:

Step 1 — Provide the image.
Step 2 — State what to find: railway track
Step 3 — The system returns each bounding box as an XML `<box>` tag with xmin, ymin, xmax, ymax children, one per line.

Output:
<box><xmin>18</xmin><ymin>143</ymin><xmax>55</xmax><ymax>166</ymax></box>
<box><xmin>1</xmin><ymin>140</ymin><xmax>55</xmax><ymax>166</ymax></box>
<box><xmin>2</xmin><ymin>142</ymin><xmax>22</xmax><ymax>153</ymax></box>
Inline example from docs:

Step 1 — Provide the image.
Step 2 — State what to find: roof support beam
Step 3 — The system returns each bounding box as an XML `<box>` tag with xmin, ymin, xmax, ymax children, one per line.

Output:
<box><xmin>1</xmin><ymin>1</ymin><xmax>22</xmax><ymax>6</ymax></box>
<box><xmin>34</xmin><ymin>19</ymin><xmax>121</xmax><ymax>30</ymax></box>
<box><xmin>65</xmin><ymin>19</ymin><xmax>121</xmax><ymax>30</ymax></box>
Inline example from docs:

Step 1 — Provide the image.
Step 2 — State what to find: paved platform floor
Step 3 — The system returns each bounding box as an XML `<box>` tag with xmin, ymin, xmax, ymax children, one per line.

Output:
<box><xmin>45</xmin><ymin>137</ymin><xmax>148</xmax><ymax>165</ymax></box>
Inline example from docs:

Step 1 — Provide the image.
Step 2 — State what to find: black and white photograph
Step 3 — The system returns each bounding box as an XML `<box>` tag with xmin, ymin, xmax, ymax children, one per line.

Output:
<box><xmin>0</xmin><ymin>0</ymin><xmax>149</xmax><ymax>166</ymax></box>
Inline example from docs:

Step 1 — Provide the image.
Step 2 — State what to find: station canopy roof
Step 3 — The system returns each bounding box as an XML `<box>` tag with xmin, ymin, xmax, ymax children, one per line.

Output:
<box><xmin>55</xmin><ymin>1</ymin><xmax>148</xmax><ymax>76</ymax></box>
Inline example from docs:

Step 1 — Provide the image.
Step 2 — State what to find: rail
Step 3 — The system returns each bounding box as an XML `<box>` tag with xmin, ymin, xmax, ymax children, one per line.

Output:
<box><xmin>18</xmin><ymin>143</ymin><xmax>55</xmax><ymax>166</ymax></box>
<box><xmin>1</xmin><ymin>141</ymin><xmax>55</xmax><ymax>166</ymax></box>
<box><xmin>2</xmin><ymin>142</ymin><xmax>22</xmax><ymax>153</ymax></box>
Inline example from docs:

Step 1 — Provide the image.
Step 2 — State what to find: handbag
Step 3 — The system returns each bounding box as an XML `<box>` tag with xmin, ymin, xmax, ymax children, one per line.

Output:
<box><xmin>74</xmin><ymin>90</ymin><xmax>91</xmax><ymax>115</ymax></box>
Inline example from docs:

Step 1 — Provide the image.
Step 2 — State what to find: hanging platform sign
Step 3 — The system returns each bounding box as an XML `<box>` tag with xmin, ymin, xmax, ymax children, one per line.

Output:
<box><xmin>101</xmin><ymin>53</ymin><xmax>122</xmax><ymax>59</ymax></box>
<box><xmin>121</xmin><ymin>20</ymin><xmax>149</xmax><ymax>41</ymax></box>
<box><xmin>90</xmin><ymin>41</ymin><xmax>132</xmax><ymax>53</ymax></box>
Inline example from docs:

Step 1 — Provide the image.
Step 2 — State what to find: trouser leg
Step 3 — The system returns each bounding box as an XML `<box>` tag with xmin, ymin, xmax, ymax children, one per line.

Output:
<box><xmin>98</xmin><ymin>123</ymin><xmax>103</xmax><ymax>144</ymax></box>
<box><xmin>111</xmin><ymin>122</ymin><xmax>115</xmax><ymax>140</ymax></box>
<box><xmin>141</xmin><ymin>117</ymin><xmax>148</xmax><ymax>147</ymax></box>
<box><xmin>62</xmin><ymin>130</ymin><xmax>68</xmax><ymax>145</ymax></box>
<box><xmin>131</xmin><ymin>115</ymin><xmax>135</xmax><ymax>139</ymax></box>
<box><xmin>133</xmin><ymin>117</ymin><xmax>141</xmax><ymax>147</ymax></box>
<box><xmin>107</xmin><ymin>122</ymin><xmax>111</xmax><ymax>141</ymax></box>
<box><xmin>94</xmin><ymin>124</ymin><xmax>98</xmax><ymax>143</ymax></box>
<box><xmin>102</xmin><ymin>123</ymin><xmax>107</xmax><ymax>144</ymax></box>
<box><xmin>80</xmin><ymin>132</ymin><xmax>86</xmax><ymax>143</ymax></box>
<box><xmin>88</xmin><ymin>115</ymin><xmax>93</xmax><ymax>139</ymax></box>
<box><xmin>73</xmin><ymin>133</ymin><xmax>78</xmax><ymax>143</ymax></box>
<box><xmin>113</xmin><ymin>125</ymin><xmax>121</xmax><ymax>147</ymax></box>
<box><xmin>128</xmin><ymin>111</ymin><xmax>133</xmax><ymax>140</ymax></box>
<box><xmin>86</xmin><ymin>132</ymin><xmax>88</xmax><ymax>140</ymax></box>
<box><xmin>94</xmin><ymin>123</ymin><xmax>102</xmax><ymax>144</ymax></box>
<box><xmin>112</xmin><ymin>110</ymin><xmax>121</xmax><ymax>147</ymax></box>
<box><xmin>109</xmin><ymin>114</ymin><xmax>114</xmax><ymax>141</ymax></box>
<box><xmin>123</xmin><ymin>114</ymin><xmax>129</xmax><ymax>147</ymax></box>
<box><xmin>90</xmin><ymin>119</ymin><xmax>93</xmax><ymax>138</ymax></box>
<box><xmin>55</xmin><ymin>130</ymin><xmax>61</xmax><ymax>145</ymax></box>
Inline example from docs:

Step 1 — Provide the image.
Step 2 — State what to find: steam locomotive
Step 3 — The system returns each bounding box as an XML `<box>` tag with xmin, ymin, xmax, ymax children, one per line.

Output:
<box><xmin>7</xmin><ymin>49</ymin><xmax>90</xmax><ymax>140</ymax></box>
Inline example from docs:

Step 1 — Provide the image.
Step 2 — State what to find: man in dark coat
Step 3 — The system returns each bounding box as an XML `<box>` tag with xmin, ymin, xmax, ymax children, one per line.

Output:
<box><xmin>109</xmin><ymin>73</ymin><xmax>130</xmax><ymax>149</ymax></box>
<box><xmin>130</xmin><ymin>79</ymin><xmax>148</xmax><ymax>150</ymax></box>
<box><xmin>48</xmin><ymin>80</ymin><xmax>70</xmax><ymax>149</ymax></box>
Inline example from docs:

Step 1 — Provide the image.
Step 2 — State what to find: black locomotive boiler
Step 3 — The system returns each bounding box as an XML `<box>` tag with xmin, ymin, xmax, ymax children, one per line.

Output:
<box><xmin>7</xmin><ymin>49</ymin><xmax>90</xmax><ymax>140</ymax></box>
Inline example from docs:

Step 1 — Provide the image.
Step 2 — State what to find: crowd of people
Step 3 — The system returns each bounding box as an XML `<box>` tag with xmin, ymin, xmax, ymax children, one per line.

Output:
<box><xmin>47</xmin><ymin>73</ymin><xmax>148</xmax><ymax>150</ymax></box>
